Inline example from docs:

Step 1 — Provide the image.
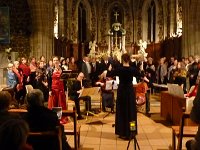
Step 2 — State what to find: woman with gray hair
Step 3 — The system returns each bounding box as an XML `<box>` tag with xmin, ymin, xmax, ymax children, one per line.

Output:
<box><xmin>24</xmin><ymin>89</ymin><xmax>71</xmax><ymax>150</ymax></box>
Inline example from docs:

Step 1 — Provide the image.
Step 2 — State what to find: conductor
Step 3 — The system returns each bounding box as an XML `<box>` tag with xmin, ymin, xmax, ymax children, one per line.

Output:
<box><xmin>109</xmin><ymin>53</ymin><xmax>140</xmax><ymax>139</ymax></box>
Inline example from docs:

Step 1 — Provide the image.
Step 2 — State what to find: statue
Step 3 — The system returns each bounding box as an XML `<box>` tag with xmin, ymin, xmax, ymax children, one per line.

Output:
<box><xmin>88</xmin><ymin>40</ymin><xmax>98</xmax><ymax>57</ymax></box>
<box><xmin>5</xmin><ymin>47</ymin><xmax>12</xmax><ymax>62</ymax></box>
<box><xmin>138</xmin><ymin>39</ymin><xmax>148</xmax><ymax>60</ymax></box>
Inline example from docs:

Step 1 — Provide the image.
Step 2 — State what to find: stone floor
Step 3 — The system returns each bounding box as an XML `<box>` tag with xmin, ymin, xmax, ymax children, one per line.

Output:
<box><xmin>67</xmin><ymin>93</ymin><xmax>193</xmax><ymax>150</ymax></box>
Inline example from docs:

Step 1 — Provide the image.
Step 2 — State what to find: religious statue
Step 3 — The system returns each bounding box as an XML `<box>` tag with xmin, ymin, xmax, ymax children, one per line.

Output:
<box><xmin>89</xmin><ymin>40</ymin><xmax>98</xmax><ymax>57</ymax></box>
<box><xmin>138</xmin><ymin>39</ymin><xmax>148</xmax><ymax>60</ymax></box>
<box><xmin>5</xmin><ymin>47</ymin><xmax>12</xmax><ymax>62</ymax></box>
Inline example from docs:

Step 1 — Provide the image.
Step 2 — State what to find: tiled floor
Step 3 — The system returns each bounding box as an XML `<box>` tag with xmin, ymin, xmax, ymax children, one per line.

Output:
<box><xmin>67</xmin><ymin>94</ymin><xmax>193</xmax><ymax>150</ymax></box>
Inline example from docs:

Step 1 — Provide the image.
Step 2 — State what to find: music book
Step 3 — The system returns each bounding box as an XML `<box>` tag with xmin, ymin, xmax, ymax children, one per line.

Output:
<box><xmin>79</xmin><ymin>87</ymin><xmax>100</xmax><ymax>97</ymax></box>
<box><xmin>105</xmin><ymin>80</ymin><xmax>118</xmax><ymax>90</ymax></box>
<box><xmin>132</xmin><ymin>77</ymin><xmax>137</xmax><ymax>85</ymax></box>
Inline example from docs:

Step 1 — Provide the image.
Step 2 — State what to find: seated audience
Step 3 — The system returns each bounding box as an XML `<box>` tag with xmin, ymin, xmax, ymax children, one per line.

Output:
<box><xmin>24</xmin><ymin>89</ymin><xmax>71</xmax><ymax>150</ymax></box>
<box><xmin>0</xmin><ymin>91</ymin><xmax>20</xmax><ymax>125</ymax></box>
<box><xmin>0</xmin><ymin>119</ymin><xmax>33</xmax><ymax>150</ymax></box>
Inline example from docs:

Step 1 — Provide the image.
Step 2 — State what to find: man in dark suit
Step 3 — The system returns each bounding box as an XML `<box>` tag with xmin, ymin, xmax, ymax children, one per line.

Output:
<box><xmin>90</xmin><ymin>57</ymin><xmax>101</xmax><ymax>86</ymax></box>
<box><xmin>70</xmin><ymin>72</ymin><xmax>92</xmax><ymax>120</ymax></box>
<box><xmin>24</xmin><ymin>89</ymin><xmax>71</xmax><ymax>150</ymax></box>
<box><xmin>81</xmin><ymin>56</ymin><xmax>92</xmax><ymax>82</ymax></box>
<box><xmin>99</xmin><ymin>56</ymin><xmax>111</xmax><ymax>75</ymax></box>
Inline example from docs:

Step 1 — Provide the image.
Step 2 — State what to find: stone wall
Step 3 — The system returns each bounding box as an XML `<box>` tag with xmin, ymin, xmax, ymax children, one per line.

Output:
<box><xmin>0</xmin><ymin>0</ymin><xmax>31</xmax><ymax>58</ymax></box>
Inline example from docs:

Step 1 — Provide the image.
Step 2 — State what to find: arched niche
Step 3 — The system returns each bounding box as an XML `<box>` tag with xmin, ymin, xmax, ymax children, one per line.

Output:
<box><xmin>71</xmin><ymin>0</ymin><xmax>94</xmax><ymax>43</ymax></box>
<box><xmin>142</xmin><ymin>0</ymin><xmax>159</xmax><ymax>42</ymax></box>
<box><xmin>108</xmin><ymin>3</ymin><xmax>124</xmax><ymax>28</ymax></box>
<box><xmin>137</xmin><ymin>0</ymin><xmax>164</xmax><ymax>42</ymax></box>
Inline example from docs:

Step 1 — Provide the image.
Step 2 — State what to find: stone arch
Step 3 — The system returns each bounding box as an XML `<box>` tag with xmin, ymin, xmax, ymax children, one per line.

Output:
<box><xmin>71</xmin><ymin>0</ymin><xmax>96</xmax><ymax>43</ymax></box>
<box><xmin>137</xmin><ymin>0</ymin><xmax>164</xmax><ymax>42</ymax></box>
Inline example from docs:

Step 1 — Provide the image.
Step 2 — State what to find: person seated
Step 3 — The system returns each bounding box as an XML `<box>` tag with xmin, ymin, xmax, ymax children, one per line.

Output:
<box><xmin>96</xmin><ymin>70</ymin><xmax>114</xmax><ymax>112</ymax></box>
<box><xmin>184</xmin><ymin>76</ymin><xmax>200</xmax><ymax>112</ymax></box>
<box><xmin>24</xmin><ymin>89</ymin><xmax>71</xmax><ymax>150</ymax></box>
<box><xmin>136</xmin><ymin>78</ymin><xmax>150</xmax><ymax>115</ymax></box>
<box><xmin>0</xmin><ymin>91</ymin><xmax>20</xmax><ymax>125</ymax></box>
<box><xmin>0</xmin><ymin>119</ymin><xmax>33</xmax><ymax>150</ymax></box>
<box><xmin>185</xmin><ymin>79</ymin><xmax>199</xmax><ymax>98</ymax></box>
<box><xmin>70</xmin><ymin>72</ymin><xmax>92</xmax><ymax>120</ymax></box>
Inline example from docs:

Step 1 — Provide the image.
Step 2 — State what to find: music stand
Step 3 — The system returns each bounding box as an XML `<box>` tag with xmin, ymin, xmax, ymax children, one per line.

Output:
<box><xmin>79</xmin><ymin>87</ymin><xmax>100</xmax><ymax>120</ymax></box>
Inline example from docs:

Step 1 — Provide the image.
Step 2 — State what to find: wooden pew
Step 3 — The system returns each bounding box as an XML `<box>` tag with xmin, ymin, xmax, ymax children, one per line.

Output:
<box><xmin>62</xmin><ymin>110</ymin><xmax>81</xmax><ymax>150</ymax></box>
<box><xmin>161</xmin><ymin>91</ymin><xmax>173</xmax><ymax>122</ymax></box>
<box><xmin>8</xmin><ymin>109</ymin><xmax>81</xmax><ymax>150</ymax></box>
<box><xmin>160</xmin><ymin>91</ymin><xmax>195</xmax><ymax>125</ymax></box>
<box><xmin>28</xmin><ymin>126</ymin><xmax>63</xmax><ymax>150</ymax></box>
<box><xmin>172</xmin><ymin>110</ymin><xmax>198</xmax><ymax>150</ymax></box>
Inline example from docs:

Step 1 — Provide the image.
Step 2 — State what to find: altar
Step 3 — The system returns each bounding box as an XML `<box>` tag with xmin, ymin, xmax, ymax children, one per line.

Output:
<box><xmin>107</xmin><ymin>12</ymin><xmax>126</xmax><ymax>61</ymax></box>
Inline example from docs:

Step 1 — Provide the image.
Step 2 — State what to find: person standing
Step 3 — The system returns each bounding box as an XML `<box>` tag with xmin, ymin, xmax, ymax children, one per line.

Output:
<box><xmin>109</xmin><ymin>53</ymin><xmax>140</xmax><ymax>139</ymax></box>
<box><xmin>81</xmin><ymin>56</ymin><xmax>92</xmax><ymax>82</ymax></box>
<box><xmin>48</xmin><ymin>56</ymin><xmax>67</xmax><ymax>110</ymax></box>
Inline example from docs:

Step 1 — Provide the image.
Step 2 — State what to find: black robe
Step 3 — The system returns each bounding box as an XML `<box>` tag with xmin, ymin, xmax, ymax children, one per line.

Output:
<box><xmin>113</xmin><ymin>66</ymin><xmax>140</xmax><ymax>138</ymax></box>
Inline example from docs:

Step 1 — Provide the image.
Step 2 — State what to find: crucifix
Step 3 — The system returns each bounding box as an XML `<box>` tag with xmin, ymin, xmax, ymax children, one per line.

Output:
<box><xmin>114</xmin><ymin>12</ymin><xmax>119</xmax><ymax>21</ymax></box>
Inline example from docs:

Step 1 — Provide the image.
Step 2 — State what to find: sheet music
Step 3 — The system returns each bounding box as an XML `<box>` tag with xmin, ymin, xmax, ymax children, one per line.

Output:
<box><xmin>132</xmin><ymin>77</ymin><xmax>137</xmax><ymax>85</ymax></box>
<box><xmin>116</xmin><ymin>76</ymin><xmax>119</xmax><ymax>84</ymax></box>
<box><xmin>105</xmin><ymin>80</ymin><xmax>118</xmax><ymax>90</ymax></box>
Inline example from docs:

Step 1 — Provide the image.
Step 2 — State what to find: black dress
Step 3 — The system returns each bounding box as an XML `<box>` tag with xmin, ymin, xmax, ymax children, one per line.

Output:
<box><xmin>114</xmin><ymin>66</ymin><xmax>139</xmax><ymax>138</ymax></box>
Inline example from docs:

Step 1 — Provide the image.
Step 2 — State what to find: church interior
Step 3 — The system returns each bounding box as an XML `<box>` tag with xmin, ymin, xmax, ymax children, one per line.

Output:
<box><xmin>0</xmin><ymin>0</ymin><xmax>200</xmax><ymax>150</ymax></box>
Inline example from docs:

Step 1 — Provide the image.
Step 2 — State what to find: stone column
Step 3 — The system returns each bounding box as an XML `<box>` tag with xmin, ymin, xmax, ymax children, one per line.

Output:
<box><xmin>58</xmin><ymin>0</ymin><xmax>65</xmax><ymax>36</ymax></box>
<box><xmin>182</xmin><ymin>0</ymin><xmax>190</xmax><ymax>56</ymax></box>
<box><xmin>28</xmin><ymin>0</ymin><xmax>54</xmax><ymax>60</ymax></box>
<box><xmin>169</xmin><ymin>0</ymin><xmax>176</xmax><ymax>35</ymax></box>
<box><xmin>182</xmin><ymin>0</ymin><xmax>200</xmax><ymax>56</ymax></box>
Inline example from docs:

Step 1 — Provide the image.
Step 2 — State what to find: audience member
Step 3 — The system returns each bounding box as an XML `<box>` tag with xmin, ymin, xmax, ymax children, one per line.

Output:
<box><xmin>68</xmin><ymin>56</ymin><xmax>78</xmax><ymax>71</ymax></box>
<box><xmin>0</xmin><ymin>119</ymin><xmax>33</xmax><ymax>150</ymax></box>
<box><xmin>24</xmin><ymin>89</ymin><xmax>71</xmax><ymax>150</ymax></box>
<box><xmin>81</xmin><ymin>56</ymin><xmax>92</xmax><ymax>81</ymax></box>
<box><xmin>0</xmin><ymin>91</ymin><xmax>20</xmax><ymax>125</ymax></box>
